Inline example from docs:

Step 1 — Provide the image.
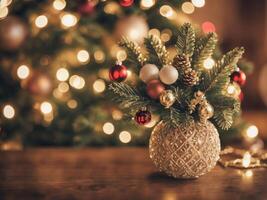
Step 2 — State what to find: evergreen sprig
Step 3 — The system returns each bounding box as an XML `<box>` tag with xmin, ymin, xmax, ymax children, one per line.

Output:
<box><xmin>119</xmin><ymin>37</ymin><xmax>147</xmax><ymax>67</ymax></box>
<box><xmin>144</xmin><ymin>35</ymin><xmax>170</xmax><ymax>66</ymax></box>
<box><xmin>176</xmin><ymin>23</ymin><xmax>195</xmax><ymax>57</ymax></box>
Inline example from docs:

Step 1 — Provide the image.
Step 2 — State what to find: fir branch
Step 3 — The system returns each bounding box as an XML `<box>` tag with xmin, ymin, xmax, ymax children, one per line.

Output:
<box><xmin>119</xmin><ymin>37</ymin><xmax>147</xmax><ymax>67</ymax></box>
<box><xmin>193</xmin><ymin>33</ymin><xmax>218</xmax><ymax>69</ymax></box>
<box><xmin>161</xmin><ymin>107</ymin><xmax>190</xmax><ymax>128</ymax></box>
<box><xmin>176</xmin><ymin>23</ymin><xmax>195</xmax><ymax>57</ymax></box>
<box><xmin>144</xmin><ymin>35</ymin><xmax>170</xmax><ymax>66</ymax></box>
<box><xmin>108</xmin><ymin>82</ymin><xmax>149</xmax><ymax>110</ymax></box>
<box><xmin>200</xmin><ymin>47</ymin><xmax>245</xmax><ymax>93</ymax></box>
<box><xmin>213</xmin><ymin>108</ymin><xmax>235</xmax><ymax>130</ymax></box>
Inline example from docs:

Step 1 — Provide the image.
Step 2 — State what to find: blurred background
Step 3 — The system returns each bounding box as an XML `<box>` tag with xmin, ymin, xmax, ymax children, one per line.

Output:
<box><xmin>0</xmin><ymin>0</ymin><xmax>266</xmax><ymax>149</ymax></box>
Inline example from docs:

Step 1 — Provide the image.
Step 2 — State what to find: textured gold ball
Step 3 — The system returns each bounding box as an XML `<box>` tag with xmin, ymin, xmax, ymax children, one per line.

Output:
<box><xmin>149</xmin><ymin>120</ymin><xmax>220</xmax><ymax>179</ymax></box>
<box><xmin>198</xmin><ymin>102</ymin><xmax>214</xmax><ymax>121</ymax></box>
<box><xmin>159</xmin><ymin>90</ymin><xmax>176</xmax><ymax>108</ymax></box>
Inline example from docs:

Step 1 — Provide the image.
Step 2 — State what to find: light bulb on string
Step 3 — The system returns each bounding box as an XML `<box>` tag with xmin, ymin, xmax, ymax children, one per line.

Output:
<box><xmin>191</xmin><ymin>0</ymin><xmax>205</xmax><ymax>8</ymax></box>
<box><xmin>93</xmin><ymin>79</ymin><xmax>106</xmax><ymax>93</ymax></box>
<box><xmin>17</xmin><ymin>65</ymin><xmax>30</xmax><ymax>79</ymax></box>
<box><xmin>35</xmin><ymin>15</ymin><xmax>48</xmax><ymax>28</ymax></box>
<box><xmin>181</xmin><ymin>2</ymin><xmax>195</xmax><ymax>14</ymax></box>
<box><xmin>56</xmin><ymin>68</ymin><xmax>69</xmax><ymax>81</ymax></box>
<box><xmin>40</xmin><ymin>101</ymin><xmax>53</xmax><ymax>114</ymax></box>
<box><xmin>2</xmin><ymin>104</ymin><xmax>15</xmax><ymax>119</ymax></box>
<box><xmin>246</xmin><ymin>125</ymin><xmax>259</xmax><ymax>139</ymax></box>
<box><xmin>103</xmin><ymin>122</ymin><xmax>115</xmax><ymax>135</ymax></box>
<box><xmin>119</xmin><ymin>131</ymin><xmax>132</xmax><ymax>143</ymax></box>
<box><xmin>77</xmin><ymin>50</ymin><xmax>90</xmax><ymax>64</ymax></box>
<box><xmin>69</xmin><ymin>75</ymin><xmax>85</xmax><ymax>89</ymax></box>
<box><xmin>61</xmin><ymin>13</ymin><xmax>78</xmax><ymax>28</ymax></box>
<box><xmin>53</xmin><ymin>0</ymin><xmax>66</xmax><ymax>11</ymax></box>
<box><xmin>203</xmin><ymin>57</ymin><xmax>215</xmax><ymax>69</ymax></box>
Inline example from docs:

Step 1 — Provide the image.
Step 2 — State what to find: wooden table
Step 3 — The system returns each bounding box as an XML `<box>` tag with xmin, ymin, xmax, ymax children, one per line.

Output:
<box><xmin>0</xmin><ymin>148</ymin><xmax>266</xmax><ymax>200</ymax></box>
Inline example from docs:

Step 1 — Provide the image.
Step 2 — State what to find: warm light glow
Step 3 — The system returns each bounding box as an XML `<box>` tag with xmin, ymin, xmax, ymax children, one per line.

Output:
<box><xmin>161</xmin><ymin>29</ymin><xmax>172</xmax><ymax>42</ymax></box>
<box><xmin>58</xmin><ymin>82</ymin><xmax>69</xmax><ymax>93</ymax></box>
<box><xmin>69</xmin><ymin>75</ymin><xmax>85</xmax><ymax>89</ymax></box>
<box><xmin>140</xmin><ymin>0</ymin><xmax>155</xmax><ymax>9</ymax></box>
<box><xmin>0</xmin><ymin>6</ymin><xmax>8</xmax><ymax>19</ymax></box>
<box><xmin>202</xmin><ymin>21</ymin><xmax>216</xmax><ymax>33</ymax></box>
<box><xmin>56</xmin><ymin>68</ymin><xmax>69</xmax><ymax>81</ymax></box>
<box><xmin>104</xmin><ymin>2</ymin><xmax>120</xmax><ymax>14</ymax></box>
<box><xmin>53</xmin><ymin>0</ymin><xmax>66</xmax><ymax>11</ymax></box>
<box><xmin>61</xmin><ymin>13</ymin><xmax>77</xmax><ymax>27</ymax></box>
<box><xmin>3</xmin><ymin>105</ymin><xmax>15</xmax><ymax>119</ymax></box>
<box><xmin>112</xmin><ymin>110</ymin><xmax>123</xmax><ymax>120</ymax></box>
<box><xmin>77</xmin><ymin>50</ymin><xmax>90</xmax><ymax>63</ymax></box>
<box><xmin>35</xmin><ymin>15</ymin><xmax>48</xmax><ymax>28</ymax></box>
<box><xmin>0</xmin><ymin>0</ymin><xmax>12</xmax><ymax>7</ymax></box>
<box><xmin>244</xmin><ymin>170</ymin><xmax>253</xmax><ymax>178</ymax></box>
<box><xmin>94</xmin><ymin>50</ymin><xmax>105</xmax><ymax>63</ymax></box>
<box><xmin>40</xmin><ymin>102</ymin><xmax>53</xmax><ymax>114</ymax></box>
<box><xmin>242</xmin><ymin>152</ymin><xmax>251</xmax><ymax>168</ymax></box>
<box><xmin>246</xmin><ymin>125</ymin><xmax>259</xmax><ymax>139</ymax></box>
<box><xmin>119</xmin><ymin>131</ymin><xmax>132</xmax><ymax>143</ymax></box>
<box><xmin>181</xmin><ymin>2</ymin><xmax>195</xmax><ymax>14</ymax></box>
<box><xmin>67</xmin><ymin>99</ymin><xmax>78</xmax><ymax>109</ymax></box>
<box><xmin>191</xmin><ymin>0</ymin><xmax>205</xmax><ymax>8</ymax></box>
<box><xmin>103</xmin><ymin>122</ymin><xmax>115</xmax><ymax>135</ymax></box>
<box><xmin>227</xmin><ymin>84</ymin><xmax>236</xmax><ymax>95</ymax></box>
<box><xmin>149</xmin><ymin>29</ymin><xmax>160</xmax><ymax>37</ymax></box>
<box><xmin>116</xmin><ymin>50</ymin><xmax>127</xmax><ymax>61</ymax></box>
<box><xmin>159</xmin><ymin>5</ymin><xmax>174</xmax><ymax>18</ymax></box>
<box><xmin>93</xmin><ymin>79</ymin><xmax>106</xmax><ymax>93</ymax></box>
<box><xmin>17</xmin><ymin>65</ymin><xmax>30</xmax><ymax>79</ymax></box>
<box><xmin>203</xmin><ymin>57</ymin><xmax>215</xmax><ymax>69</ymax></box>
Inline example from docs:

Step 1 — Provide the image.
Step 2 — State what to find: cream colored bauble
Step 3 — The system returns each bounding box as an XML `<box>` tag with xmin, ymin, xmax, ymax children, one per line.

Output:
<box><xmin>139</xmin><ymin>64</ymin><xmax>159</xmax><ymax>83</ymax></box>
<box><xmin>114</xmin><ymin>15</ymin><xmax>149</xmax><ymax>44</ymax></box>
<box><xmin>149</xmin><ymin>120</ymin><xmax>221</xmax><ymax>179</ymax></box>
<box><xmin>159</xmin><ymin>65</ymin><xmax>178</xmax><ymax>85</ymax></box>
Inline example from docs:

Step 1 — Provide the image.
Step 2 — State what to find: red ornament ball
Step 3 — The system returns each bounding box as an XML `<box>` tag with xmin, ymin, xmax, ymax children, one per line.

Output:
<box><xmin>109</xmin><ymin>63</ymin><xmax>128</xmax><ymax>82</ymax></box>
<box><xmin>146</xmin><ymin>79</ymin><xmax>165</xmax><ymax>99</ymax></box>
<box><xmin>135</xmin><ymin>110</ymin><xmax>151</xmax><ymax>125</ymax></box>
<box><xmin>78</xmin><ymin>1</ymin><xmax>95</xmax><ymax>15</ymax></box>
<box><xmin>119</xmin><ymin>0</ymin><xmax>134</xmax><ymax>7</ymax></box>
<box><xmin>230</xmin><ymin>70</ymin><xmax>246</xmax><ymax>86</ymax></box>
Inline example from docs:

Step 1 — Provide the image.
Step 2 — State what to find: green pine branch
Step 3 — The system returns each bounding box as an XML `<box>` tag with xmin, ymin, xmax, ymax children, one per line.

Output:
<box><xmin>144</xmin><ymin>35</ymin><xmax>170</xmax><ymax>66</ymax></box>
<box><xmin>193</xmin><ymin>33</ymin><xmax>218</xmax><ymax>69</ymax></box>
<box><xmin>213</xmin><ymin>108</ymin><xmax>236</xmax><ymax>130</ymax></box>
<box><xmin>119</xmin><ymin>37</ymin><xmax>147</xmax><ymax>67</ymax></box>
<box><xmin>200</xmin><ymin>47</ymin><xmax>245</xmax><ymax>93</ymax></box>
<box><xmin>176</xmin><ymin>23</ymin><xmax>195</xmax><ymax>57</ymax></box>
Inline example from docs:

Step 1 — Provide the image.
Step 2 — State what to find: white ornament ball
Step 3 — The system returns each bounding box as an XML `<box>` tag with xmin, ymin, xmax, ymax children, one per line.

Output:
<box><xmin>159</xmin><ymin>65</ymin><xmax>178</xmax><ymax>85</ymax></box>
<box><xmin>139</xmin><ymin>64</ymin><xmax>159</xmax><ymax>83</ymax></box>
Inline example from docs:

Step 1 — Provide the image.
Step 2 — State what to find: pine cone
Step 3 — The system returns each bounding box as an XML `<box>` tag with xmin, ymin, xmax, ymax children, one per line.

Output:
<box><xmin>182</xmin><ymin>68</ymin><xmax>199</xmax><ymax>86</ymax></box>
<box><xmin>173</xmin><ymin>54</ymin><xmax>191</xmax><ymax>69</ymax></box>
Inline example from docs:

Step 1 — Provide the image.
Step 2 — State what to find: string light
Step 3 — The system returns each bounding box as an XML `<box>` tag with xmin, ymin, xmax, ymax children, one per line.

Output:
<box><xmin>35</xmin><ymin>15</ymin><xmax>48</xmax><ymax>28</ymax></box>
<box><xmin>148</xmin><ymin>29</ymin><xmax>160</xmax><ymax>37</ymax></box>
<box><xmin>17</xmin><ymin>65</ymin><xmax>30</xmax><ymax>79</ymax></box>
<box><xmin>56</xmin><ymin>68</ymin><xmax>69</xmax><ymax>81</ymax></box>
<box><xmin>159</xmin><ymin>5</ymin><xmax>174</xmax><ymax>18</ymax></box>
<box><xmin>77</xmin><ymin>50</ymin><xmax>90</xmax><ymax>64</ymax></box>
<box><xmin>53</xmin><ymin>0</ymin><xmax>66</xmax><ymax>11</ymax></box>
<box><xmin>104</xmin><ymin>2</ymin><xmax>120</xmax><ymax>14</ymax></box>
<box><xmin>0</xmin><ymin>0</ymin><xmax>12</xmax><ymax>8</ymax></box>
<box><xmin>40</xmin><ymin>101</ymin><xmax>53</xmax><ymax>114</ymax></box>
<box><xmin>94</xmin><ymin>50</ymin><xmax>105</xmax><ymax>63</ymax></box>
<box><xmin>58</xmin><ymin>82</ymin><xmax>69</xmax><ymax>93</ymax></box>
<box><xmin>67</xmin><ymin>99</ymin><xmax>78</xmax><ymax>109</ymax></box>
<box><xmin>3</xmin><ymin>104</ymin><xmax>15</xmax><ymax>119</ymax></box>
<box><xmin>242</xmin><ymin>152</ymin><xmax>251</xmax><ymax>168</ymax></box>
<box><xmin>181</xmin><ymin>2</ymin><xmax>195</xmax><ymax>14</ymax></box>
<box><xmin>103</xmin><ymin>122</ymin><xmax>115</xmax><ymax>135</ymax></box>
<box><xmin>0</xmin><ymin>6</ymin><xmax>8</xmax><ymax>19</ymax></box>
<box><xmin>202</xmin><ymin>21</ymin><xmax>216</xmax><ymax>33</ymax></box>
<box><xmin>191</xmin><ymin>0</ymin><xmax>205</xmax><ymax>8</ymax></box>
<box><xmin>93</xmin><ymin>79</ymin><xmax>106</xmax><ymax>93</ymax></box>
<box><xmin>140</xmin><ymin>0</ymin><xmax>155</xmax><ymax>9</ymax></box>
<box><xmin>61</xmin><ymin>13</ymin><xmax>77</xmax><ymax>28</ymax></box>
<box><xmin>246</xmin><ymin>125</ymin><xmax>259</xmax><ymax>139</ymax></box>
<box><xmin>203</xmin><ymin>57</ymin><xmax>215</xmax><ymax>69</ymax></box>
<box><xmin>161</xmin><ymin>29</ymin><xmax>172</xmax><ymax>42</ymax></box>
<box><xmin>244</xmin><ymin>170</ymin><xmax>253</xmax><ymax>178</ymax></box>
<box><xmin>112</xmin><ymin>110</ymin><xmax>123</xmax><ymax>120</ymax></box>
<box><xmin>116</xmin><ymin>50</ymin><xmax>127</xmax><ymax>61</ymax></box>
<box><xmin>69</xmin><ymin>75</ymin><xmax>85</xmax><ymax>89</ymax></box>
<box><xmin>119</xmin><ymin>131</ymin><xmax>132</xmax><ymax>143</ymax></box>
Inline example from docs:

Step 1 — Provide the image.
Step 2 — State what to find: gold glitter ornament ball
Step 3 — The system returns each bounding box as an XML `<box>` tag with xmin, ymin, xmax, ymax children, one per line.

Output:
<box><xmin>149</xmin><ymin>120</ymin><xmax>221</xmax><ymax>179</ymax></box>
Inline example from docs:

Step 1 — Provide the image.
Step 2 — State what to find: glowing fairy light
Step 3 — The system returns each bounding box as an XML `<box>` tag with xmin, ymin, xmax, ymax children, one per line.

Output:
<box><xmin>40</xmin><ymin>101</ymin><xmax>52</xmax><ymax>114</ymax></box>
<box><xmin>119</xmin><ymin>131</ymin><xmax>132</xmax><ymax>143</ymax></box>
<box><xmin>56</xmin><ymin>68</ymin><xmax>69</xmax><ymax>81</ymax></box>
<box><xmin>191</xmin><ymin>0</ymin><xmax>205</xmax><ymax>8</ymax></box>
<box><xmin>103</xmin><ymin>122</ymin><xmax>115</xmax><ymax>135</ymax></box>
<box><xmin>0</xmin><ymin>0</ymin><xmax>12</xmax><ymax>8</ymax></box>
<box><xmin>203</xmin><ymin>57</ymin><xmax>215</xmax><ymax>69</ymax></box>
<box><xmin>35</xmin><ymin>15</ymin><xmax>48</xmax><ymax>28</ymax></box>
<box><xmin>202</xmin><ymin>21</ymin><xmax>216</xmax><ymax>33</ymax></box>
<box><xmin>93</xmin><ymin>79</ymin><xmax>106</xmax><ymax>93</ymax></box>
<box><xmin>159</xmin><ymin>5</ymin><xmax>174</xmax><ymax>18</ymax></box>
<box><xmin>242</xmin><ymin>152</ymin><xmax>251</xmax><ymax>168</ymax></box>
<box><xmin>244</xmin><ymin>170</ymin><xmax>253</xmax><ymax>178</ymax></box>
<box><xmin>227</xmin><ymin>84</ymin><xmax>236</xmax><ymax>95</ymax></box>
<box><xmin>0</xmin><ymin>6</ymin><xmax>8</xmax><ymax>19</ymax></box>
<box><xmin>94</xmin><ymin>50</ymin><xmax>105</xmax><ymax>63</ymax></box>
<box><xmin>17</xmin><ymin>65</ymin><xmax>30</xmax><ymax>79</ymax></box>
<box><xmin>53</xmin><ymin>0</ymin><xmax>66</xmax><ymax>11</ymax></box>
<box><xmin>148</xmin><ymin>29</ymin><xmax>160</xmax><ymax>37</ymax></box>
<box><xmin>116</xmin><ymin>50</ymin><xmax>127</xmax><ymax>61</ymax></box>
<box><xmin>58</xmin><ymin>82</ymin><xmax>69</xmax><ymax>93</ymax></box>
<box><xmin>181</xmin><ymin>2</ymin><xmax>195</xmax><ymax>14</ymax></box>
<box><xmin>77</xmin><ymin>50</ymin><xmax>90</xmax><ymax>64</ymax></box>
<box><xmin>3</xmin><ymin>104</ymin><xmax>15</xmax><ymax>119</ymax></box>
<box><xmin>140</xmin><ymin>0</ymin><xmax>155</xmax><ymax>9</ymax></box>
<box><xmin>69</xmin><ymin>75</ymin><xmax>85</xmax><ymax>89</ymax></box>
<box><xmin>61</xmin><ymin>13</ymin><xmax>77</xmax><ymax>28</ymax></box>
<box><xmin>246</xmin><ymin>125</ymin><xmax>259</xmax><ymax>139</ymax></box>
<box><xmin>112</xmin><ymin>110</ymin><xmax>123</xmax><ymax>120</ymax></box>
<box><xmin>67</xmin><ymin>99</ymin><xmax>78</xmax><ymax>109</ymax></box>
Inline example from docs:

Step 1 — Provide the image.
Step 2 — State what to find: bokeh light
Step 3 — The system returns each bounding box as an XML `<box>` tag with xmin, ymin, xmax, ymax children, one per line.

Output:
<box><xmin>69</xmin><ymin>75</ymin><xmax>85</xmax><ymax>89</ymax></box>
<box><xmin>140</xmin><ymin>0</ymin><xmax>155</xmax><ymax>9</ymax></box>
<box><xmin>159</xmin><ymin>5</ymin><xmax>174</xmax><ymax>18</ymax></box>
<box><xmin>58</xmin><ymin>82</ymin><xmax>69</xmax><ymax>93</ymax></box>
<box><xmin>17</xmin><ymin>65</ymin><xmax>30</xmax><ymax>79</ymax></box>
<box><xmin>103</xmin><ymin>122</ymin><xmax>115</xmax><ymax>135</ymax></box>
<box><xmin>0</xmin><ymin>6</ymin><xmax>8</xmax><ymax>19</ymax></box>
<box><xmin>93</xmin><ymin>79</ymin><xmax>106</xmax><ymax>93</ymax></box>
<box><xmin>67</xmin><ymin>99</ymin><xmax>78</xmax><ymax>109</ymax></box>
<box><xmin>77</xmin><ymin>50</ymin><xmax>90</xmax><ymax>64</ymax></box>
<box><xmin>246</xmin><ymin>125</ymin><xmax>259</xmax><ymax>139</ymax></box>
<box><xmin>56</xmin><ymin>68</ymin><xmax>69</xmax><ymax>81</ymax></box>
<box><xmin>191</xmin><ymin>0</ymin><xmax>205</xmax><ymax>8</ymax></box>
<box><xmin>202</xmin><ymin>21</ymin><xmax>216</xmax><ymax>33</ymax></box>
<box><xmin>119</xmin><ymin>131</ymin><xmax>132</xmax><ymax>143</ymax></box>
<box><xmin>203</xmin><ymin>57</ymin><xmax>215</xmax><ymax>69</ymax></box>
<box><xmin>53</xmin><ymin>0</ymin><xmax>66</xmax><ymax>11</ymax></box>
<box><xmin>40</xmin><ymin>102</ymin><xmax>53</xmax><ymax>114</ymax></box>
<box><xmin>3</xmin><ymin>104</ymin><xmax>15</xmax><ymax>119</ymax></box>
<box><xmin>61</xmin><ymin>13</ymin><xmax>77</xmax><ymax>27</ymax></box>
<box><xmin>181</xmin><ymin>2</ymin><xmax>195</xmax><ymax>14</ymax></box>
<box><xmin>35</xmin><ymin>15</ymin><xmax>48</xmax><ymax>28</ymax></box>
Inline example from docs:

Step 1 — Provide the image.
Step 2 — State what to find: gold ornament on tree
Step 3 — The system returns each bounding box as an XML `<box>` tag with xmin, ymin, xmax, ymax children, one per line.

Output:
<box><xmin>159</xmin><ymin>90</ymin><xmax>176</xmax><ymax>108</ymax></box>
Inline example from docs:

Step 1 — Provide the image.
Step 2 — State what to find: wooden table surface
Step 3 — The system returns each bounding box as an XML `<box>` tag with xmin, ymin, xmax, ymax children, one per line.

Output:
<box><xmin>0</xmin><ymin>148</ymin><xmax>266</xmax><ymax>200</ymax></box>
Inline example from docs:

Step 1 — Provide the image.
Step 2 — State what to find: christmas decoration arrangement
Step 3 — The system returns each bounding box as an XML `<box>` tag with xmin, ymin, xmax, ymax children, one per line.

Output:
<box><xmin>109</xmin><ymin>23</ymin><xmax>246</xmax><ymax>178</ymax></box>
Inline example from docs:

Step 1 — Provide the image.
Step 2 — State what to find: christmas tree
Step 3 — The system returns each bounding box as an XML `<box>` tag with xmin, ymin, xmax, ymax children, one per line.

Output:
<box><xmin>0</xmin><ymin>0</ymin><xmax>253</xmax><ymax>148</ymax></box>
